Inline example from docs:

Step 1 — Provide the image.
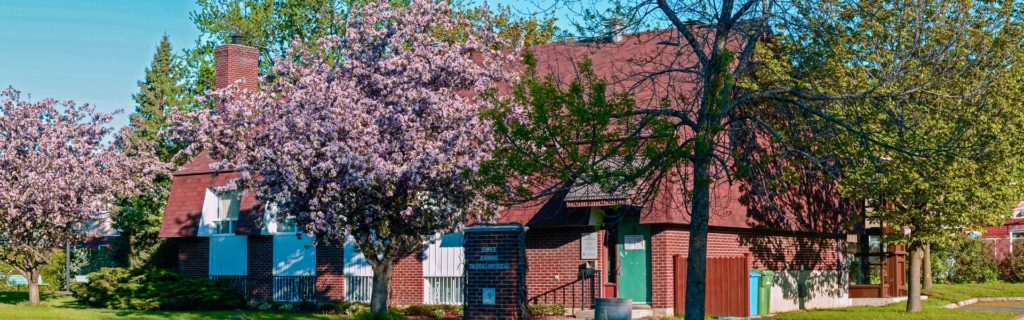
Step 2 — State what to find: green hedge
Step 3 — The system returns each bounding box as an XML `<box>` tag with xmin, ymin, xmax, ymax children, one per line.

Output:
<box><xmin>398</xmin><ymin>304</ymin><xmax>463</xmax><ymax>318</ymax></box>
<box><xmin>72</xmin><ymin>267</ymin><xmax>245</xmax><ymax>310</ymax></box>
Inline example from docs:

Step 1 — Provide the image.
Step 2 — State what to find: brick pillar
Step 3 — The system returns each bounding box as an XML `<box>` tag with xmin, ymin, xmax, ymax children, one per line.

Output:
<box><xmin>248</xmin><ymin>236</ymin><xmax>273</xmax><ymax>301</ymax></box>
<box><xmin>390</xmin><ymin>254</ymin><xmax>424</xmax><ymax>306</ymax></box>
<box><xmin>316</xmin><ymin>244</ymin><xmax>345</xmax><ymax>301</ymax></box>
<box><xmin>464</xmin><ymin>224</ymin><xmax>529</xmax><ymax>320</ymax></box>
<box><xmin>651</xmin><ymin>226</ymin><xmax>687</xmax><ymax>311</ymax></box>
<box><xmin>178</xmin><ymin>237</ymin><xmax>209</xmax><ymax>277</ymax></box>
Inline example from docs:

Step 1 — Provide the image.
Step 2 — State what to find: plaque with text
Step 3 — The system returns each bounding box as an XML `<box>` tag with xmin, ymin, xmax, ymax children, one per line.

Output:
<box><xmin>580</xmin><ymin>232</ymin><xmax>598</xmax><ymax>260</ymax></box>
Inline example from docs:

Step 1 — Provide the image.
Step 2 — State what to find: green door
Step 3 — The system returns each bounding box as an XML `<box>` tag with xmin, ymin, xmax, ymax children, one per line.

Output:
<box><xmin>617</xmin><ymin>216</ymin><xmax>651</xmax><ymax>304</ymax></box>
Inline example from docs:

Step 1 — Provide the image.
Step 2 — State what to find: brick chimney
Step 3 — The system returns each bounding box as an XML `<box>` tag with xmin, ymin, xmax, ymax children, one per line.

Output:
<box><xmin>214</xmin><ymin>34</ymin><xmax>259</xmax><ymax>91</ymax></box>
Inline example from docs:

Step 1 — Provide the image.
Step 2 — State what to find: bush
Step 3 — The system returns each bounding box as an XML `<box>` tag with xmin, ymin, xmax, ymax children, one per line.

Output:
<box><xmin>352</xmin><ymin>311</ymin><xmax>407</xmax><ymax>320</ymax></box>
<box><xmin>399</xmin><ymin>304</ymin><xmax>462</xmax><ymax>319</ymax></box>
<box><xmin>338</xmin><ymin>301</ymin><xmax>371</xmax><ymax>315</ymax></box>
<box><xmin>1001</xmin><ymin>241</ymin><xmax>1024</xmax><ymax>282</ymax></box>
<box><xmin>932</xmin><ymin>236</ymin><xmax>999</xmax><ymax>283</ymax></box>
<box><xmin>529</xmin><ymin>304</ymin><xmax>566</xmax><ymax>317</ymax></box>
<box><xmin>72</xmin><ymin>267</ymin><xmax>245</xmax><ymax>310</ymax></box>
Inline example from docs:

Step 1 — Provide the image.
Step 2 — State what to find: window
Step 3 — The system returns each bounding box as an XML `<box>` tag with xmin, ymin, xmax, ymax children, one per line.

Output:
<box><xmin>264</xmin><ymin>203</ymin><xmax>298</xmax><ymax>234</ymax></box>
<box><xmin>1014</xmin><ymin>209</ymin><xmax>1024</xmax><ymax>219</ymax></box>
<box><xmin>275</xmin><ymin>215</ymin><xmax>298</xmax><ymax>233</ymax></box>
<box><xmin>848</xmin><ymin>234</ymin><xmax>885</xmax><ymax>285</ymax></box>
<box><xmin>212</xmin><ymin>191</ymin><xmax>240</xmax><ymax>235</ymax></box>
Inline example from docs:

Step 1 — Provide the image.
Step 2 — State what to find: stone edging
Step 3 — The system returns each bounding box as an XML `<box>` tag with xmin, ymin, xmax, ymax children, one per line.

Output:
<box><xmin>942</xmin><ymin>297</ymin><xmax>1024</xmax><ymax>309</ymax></box>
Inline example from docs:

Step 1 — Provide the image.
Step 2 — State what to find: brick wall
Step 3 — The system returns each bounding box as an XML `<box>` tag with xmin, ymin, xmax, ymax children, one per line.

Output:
<box><xmin>248</xmin><ymin>236</ymin><xmax>273</xmax><ymax>301</ymax></box>
<box><xmin>178</xmin><ymin>237</ymin><xmax>209</xmax><ymax>277</ymax></box>
<box><xmin>523</xmin><ymin>227</ymin><xmax>603</xmax><ymax>308</ymax></box>
<box><xmin>389</xmin><ymin>254</ymin><xmax>424</xmax><ymax>305</ymax></box>
<box><xmin>316</xmin><ymin>244</ymin><xmax>345</xmax><ymax>301</ymax></box>
<box><xmin>649</xmin><ymin>226</ymin><xmax>843</xmax><ymax>308</ymax></box>
<box><xmin>464</xmin><ymin>226</ymin><xmax>528</xmax><ymax>320</ymax></box>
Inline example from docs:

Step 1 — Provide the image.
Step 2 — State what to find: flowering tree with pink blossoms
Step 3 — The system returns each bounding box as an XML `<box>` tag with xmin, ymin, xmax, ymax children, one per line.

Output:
<box><xmin>0</xmin><ymin>88</ymin><xmax>165</xmax><ymax>305</ymax></box>
<box><xmin>172</xmin><ymin>1</ymin><xmax>515</xmax><ymax>312</ymax></box>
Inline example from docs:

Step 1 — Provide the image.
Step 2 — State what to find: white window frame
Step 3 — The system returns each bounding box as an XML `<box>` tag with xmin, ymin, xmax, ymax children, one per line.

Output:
<box><xmin>263</xmin><ymin>203</ymin><xmax>299</xmax><ymax>235</ymax></box>
<box><xmin>1014</xmin><ymin>209</ymin><xmax>1024</xmax><ymax>219</ymax></box>
<box><xmin>1012</xmin><ymin>231</ymin><xmax>1024</xmax><ymax>253</ymax></box>
<box><xmin>211</xmin><ymin>190</ymin><xmax>240</xmax><ymax>235</ymax></box>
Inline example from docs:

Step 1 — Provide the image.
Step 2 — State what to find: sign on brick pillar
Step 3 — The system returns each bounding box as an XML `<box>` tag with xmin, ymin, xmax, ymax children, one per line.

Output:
<box><xmin>463</xmin><ymin>224</ymin><xmax>528</xmax><ymax>320</ymax></box>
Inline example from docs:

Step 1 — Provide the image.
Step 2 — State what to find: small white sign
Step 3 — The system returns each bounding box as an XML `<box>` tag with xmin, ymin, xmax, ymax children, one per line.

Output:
<box><xmin>482</xmin><ymin>288</ymin><xmax>496</xmax><ymax>305</ymax></box>
<box><xmin>581</xmin><ymin>232</ymin><xmax>599</xmax><ymax>260</ymax></box>
<box><xmin>624</xmin><ymin>235</ymin><xmax>645</xmax><ymax>250</ymax></box>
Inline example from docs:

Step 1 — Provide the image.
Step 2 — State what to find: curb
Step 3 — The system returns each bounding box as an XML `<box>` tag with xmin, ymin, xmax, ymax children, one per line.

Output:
<box><xmin>942</xmin><ymin>297</ymin><xmax>1024</xmax><ymax>309</ymax></box>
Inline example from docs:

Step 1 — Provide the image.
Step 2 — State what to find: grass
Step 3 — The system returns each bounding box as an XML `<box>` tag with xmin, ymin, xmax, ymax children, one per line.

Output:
<box><xmin>768</xmin><ymin>283</ymin><xmax>1024</xmax><ymax>320</ymax></box>
<box><xmin>0</xmin><ymin>291</ymin><xmax>338</xmax><ymax>320</ymax></box>
<box><xmin>925</xmin><ymin>283</ymin><xmax>1024</xmax><ymax>303</ymax></box>
<box><xmin>767</xmin><ymin>298</ymin><xmax>1015</xmax><ymax>320</ymax></box>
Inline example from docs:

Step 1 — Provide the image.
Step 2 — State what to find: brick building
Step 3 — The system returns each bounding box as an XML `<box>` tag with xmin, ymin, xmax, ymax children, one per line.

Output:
<box><xmin>160</xmin><ymin>30</ymin><xmax>892</xmax><ymax>315</ymax></box>
<box><xmin>981</xmin><ymin>201</ymin><xmax>1024</xmax><ymax>262</ymax></box>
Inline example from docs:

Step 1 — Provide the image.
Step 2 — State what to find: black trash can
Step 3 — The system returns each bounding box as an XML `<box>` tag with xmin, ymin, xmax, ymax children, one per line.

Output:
<box><xmin>594</xmin><ymin>298</ymin><xmax>632</xmax><ymax>320</ymax></box>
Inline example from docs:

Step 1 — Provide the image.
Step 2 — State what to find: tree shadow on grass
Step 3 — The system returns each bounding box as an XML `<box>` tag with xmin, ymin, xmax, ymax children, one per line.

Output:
<box><xmin>0</xmin><ymin>291</ymin><xmax>71</xmax><ymax>305</ymax></box>
<box><xmin>0</xmin><ymin>291</ymin><xmax>333</xmax><ymax>320</ymax></box>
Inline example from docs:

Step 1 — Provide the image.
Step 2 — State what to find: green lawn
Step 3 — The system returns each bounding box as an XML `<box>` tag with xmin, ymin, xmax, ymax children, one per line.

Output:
<box><xmin>925</xmin><ymin>283</ymin><xmax>1024</xmax><ymax>303</ymax></box>
<box><xmin>768</xmin><ymin>283</ymin><xmax>1024</xmax><ymax>320</ymax></box>
<box><xmin>0</xmin><ymin>291</ymin><xmax>338</xmax><ymax>320</ymax></box>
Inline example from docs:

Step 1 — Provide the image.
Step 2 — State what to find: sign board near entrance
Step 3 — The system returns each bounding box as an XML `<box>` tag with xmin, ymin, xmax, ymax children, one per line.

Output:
<box><xmin>482</xmin><ymin>288</ymin><xmax>495</xmax><ymax>305</ymax></box>
<box><xmin>625</xmin><ymin>235</ymin><xmax>645</xmax><ymax>250</ymax></box>
<box><xmin>581</xmin><ymin>232</ymin><xmax>598</xmax><ymax>260</ymax></box>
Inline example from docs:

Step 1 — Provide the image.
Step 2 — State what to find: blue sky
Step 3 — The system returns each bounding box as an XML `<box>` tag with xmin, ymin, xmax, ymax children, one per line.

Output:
<box><xmin>0</xmin><ymin>0</ymin><xmax>200</xmax><ymax>129</ymax></box>
<box><xmin>0</xmin><ymin>0</ymin><xmax>592</xmax><ymax>130</ymax></box>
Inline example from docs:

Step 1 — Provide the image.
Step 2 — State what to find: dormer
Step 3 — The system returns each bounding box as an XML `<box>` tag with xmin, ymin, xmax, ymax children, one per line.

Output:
<box><xmin>198</xmin><ymin>188</ymin><xmax>241</xmax><ymax>236</ymax></box>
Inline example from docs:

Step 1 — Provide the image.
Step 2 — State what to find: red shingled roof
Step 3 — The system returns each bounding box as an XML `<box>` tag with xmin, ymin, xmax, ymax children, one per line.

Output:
<box><xmin>158</xmin><ymin>157</ymin><xmax>262</xmax><ymax>238</ymax></box>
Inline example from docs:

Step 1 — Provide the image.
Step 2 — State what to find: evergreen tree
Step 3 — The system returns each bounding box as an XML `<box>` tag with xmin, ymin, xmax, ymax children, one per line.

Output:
<box><xmin>112</xmin><ymin>35</ymin><xmax>185</xmax><ymax>269</ymax></box>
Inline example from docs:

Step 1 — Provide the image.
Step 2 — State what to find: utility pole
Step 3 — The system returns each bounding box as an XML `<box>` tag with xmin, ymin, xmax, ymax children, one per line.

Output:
<box><xmin>64</xmin><ymin>242</ymin><xmax>71</xmax><ymax>292</ymax></box>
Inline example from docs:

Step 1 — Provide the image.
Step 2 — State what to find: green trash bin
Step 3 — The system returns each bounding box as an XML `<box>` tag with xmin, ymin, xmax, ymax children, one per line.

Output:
<box><xmin>758</xmin><ymin>270</ymin><xmax>775</xmax><ymax>315</ymax></box>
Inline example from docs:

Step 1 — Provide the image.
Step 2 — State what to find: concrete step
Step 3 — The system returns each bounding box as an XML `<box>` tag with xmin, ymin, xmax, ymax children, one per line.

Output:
<box><xmin>574</xmin><ymin>304</ymin><xmax>652</xmax><ymax>319</ymax></box>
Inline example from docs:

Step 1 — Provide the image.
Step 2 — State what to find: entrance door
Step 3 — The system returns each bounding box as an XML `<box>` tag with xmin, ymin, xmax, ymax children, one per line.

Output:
<box><xmin>617</xmin><ymin>216</ymin><xmax>651</xmax><ymax>304</ymax></box>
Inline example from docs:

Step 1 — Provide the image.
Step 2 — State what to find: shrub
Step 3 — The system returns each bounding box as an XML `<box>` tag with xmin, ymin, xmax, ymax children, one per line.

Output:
<box><xmin>399</xmin><ymin>304</ymin><xmax>462</xmax><ymax>319</ymax></box>
<box><xmin>72</xmin><ymin>267</ymin><xmax>245</xmax><ymax>310</ymax></box>
<box><xmin>932</xmin><ymin>236</ymin><xmax>999</xmax><ymax>283</ymax></box>
<box><xmin>529</xmin><ymin>304</ymin><xmax>566</xmax><ymax>317</ymax></box>
<box><xmin>315</xmin><ymin>301</ymin><xmax>338</xmax><ymax>312</ymax></box>
<box><xmin>338</xmin><ymin>301</ymin><xmax>371</xmax><ymax>315</ymax></box>
<box><xmin>352</xmin><ymin>311</ymin><xmax>407</xmax><ymax>320</ymax></box>
<box><xmin>1001</xmin><ymin>241</ymin><xmax>1024</xmax><ymax>282</ymax></box>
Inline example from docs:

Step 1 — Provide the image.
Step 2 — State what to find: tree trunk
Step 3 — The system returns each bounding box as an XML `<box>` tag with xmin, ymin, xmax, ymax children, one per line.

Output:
<box><xmin>684</xmin><ymin>152</ymin><xmax>712</xmax><ymax>320</ymax></box>
<box><xmin>923</xmin><ymin>243</ymin><xmax>932</xmax><ymax>291</ymax></box>
<box><xmin>27</xmin><ymin>269</ymin><xmax>40</xmax><ymax>305</ymax></box>
<box><xmin>906</xmin><ymin>244</ymin><xmax>923</xmax><ymax>312</ymax></box>
<box><xmin>369</xmin><ymin>261</ymin><xmax>393</xmax><ymax>313</ymax></box>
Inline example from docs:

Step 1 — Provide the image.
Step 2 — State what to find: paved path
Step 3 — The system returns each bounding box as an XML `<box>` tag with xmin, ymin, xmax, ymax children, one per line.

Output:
<box><xmin>964</xmin><ymin>305</ymin><xmax>1024</xmax><ymax>314</ymax></box>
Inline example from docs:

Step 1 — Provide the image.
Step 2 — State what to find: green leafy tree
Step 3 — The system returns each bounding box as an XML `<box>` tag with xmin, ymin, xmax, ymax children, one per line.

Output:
<box><xmin>781</xmin><ymin>0</ymin><xmax>1024</xmax><ymax>310</ymax></box>
<box><xmin>501</xmin><ymin>0</ymin><xmax>1024</xmax><ymax>317</ymax></box>
<box><xmin>112</xmin><ymin>35</ymin><xmax>186</xmax><ymax>269</ymax></box>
